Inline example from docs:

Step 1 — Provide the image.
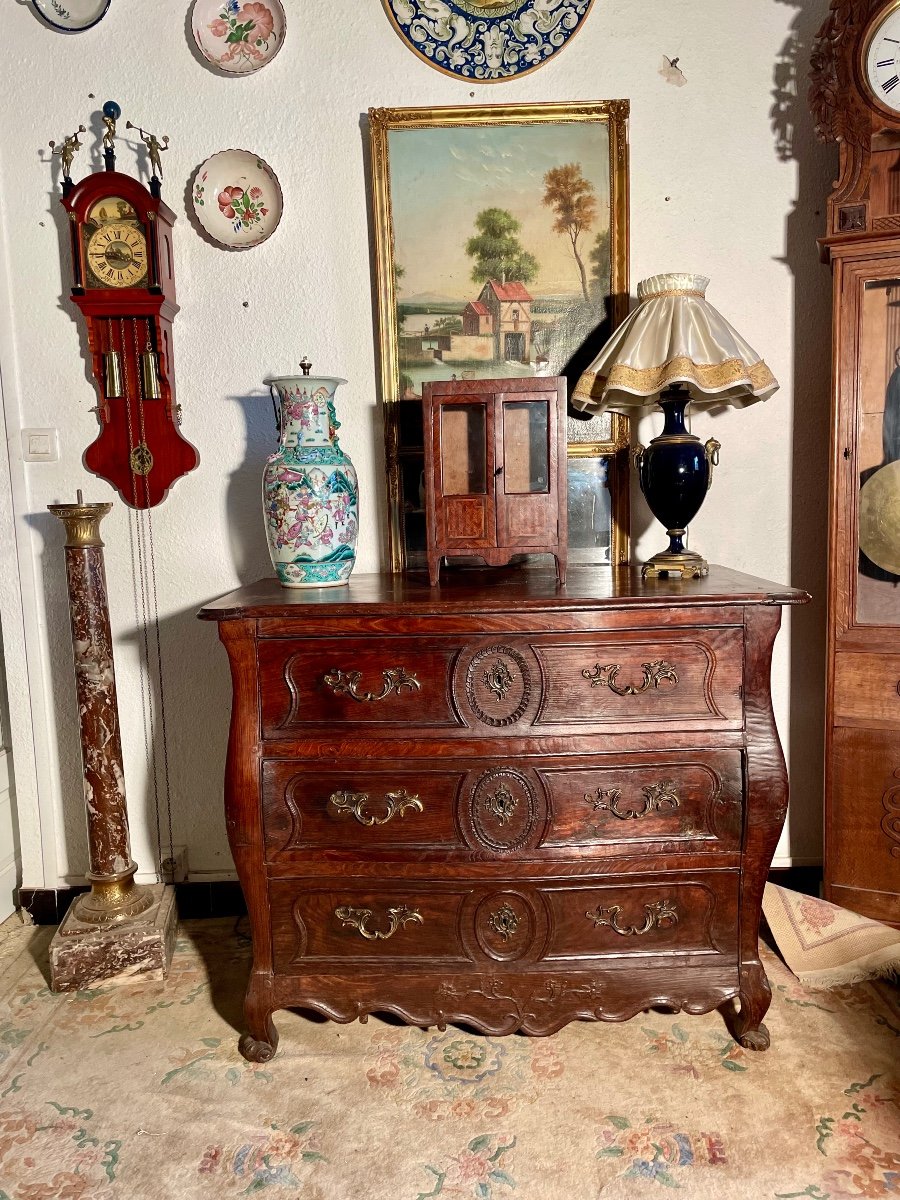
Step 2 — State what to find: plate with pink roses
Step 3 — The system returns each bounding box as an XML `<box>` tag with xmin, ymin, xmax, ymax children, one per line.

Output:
<box><xmin>191</xmin><ymin>150</ymin><xmax>283</xmax><ymax>249</ymax></box>
<box><xmin>192</xmin><ymin>0</ymin><xmax>285</xmax><ymax>75</ymax></box>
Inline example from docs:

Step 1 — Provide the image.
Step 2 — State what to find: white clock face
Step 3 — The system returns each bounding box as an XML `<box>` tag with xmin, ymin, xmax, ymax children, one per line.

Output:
<box><xmin>866</xmin><ymin>7</ymin><xmax>900</xmax><ymax>113</ymax></box>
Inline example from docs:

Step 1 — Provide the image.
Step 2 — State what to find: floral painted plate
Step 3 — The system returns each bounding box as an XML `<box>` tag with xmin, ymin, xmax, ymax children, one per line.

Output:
<box><xmin>31</xmin><ymin>0</ymin><xmax>110</xmax><ymax>32</ymax></box>
<box><xmin>191</xmin><ymin>0</ymin><xmax>285</xmax><ymax>75</ymax></box>
<box><xmin>380</xmin><ymin>0</ymin><xmax>595</xmax><ymax>81</ymax></box>
<box><xmin>191</xmin><ymin>150</ymin><xmax>282</xmax><ymax>249</ymax></box>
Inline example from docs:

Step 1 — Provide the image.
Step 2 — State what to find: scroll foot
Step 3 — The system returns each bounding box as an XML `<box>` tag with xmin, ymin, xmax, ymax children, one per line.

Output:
<box><xmin>737</xmin><ymin>1023</ymin><xmax>770</xmax><ymax>1052</ymax></box>
<box><xmin>240</xmin><ymin>1006</ymin><xmax>279</xmax><ymax>1062</ymax></box>
<box><xmin>239</xmin><ymin>1032</ymin><xmax>277</xmax><ymax>1063</ymax></box>
<box><xmin>721</xmin><ymin>963</ymin><xmax>772</xmax><ymax>1052</ymax></box>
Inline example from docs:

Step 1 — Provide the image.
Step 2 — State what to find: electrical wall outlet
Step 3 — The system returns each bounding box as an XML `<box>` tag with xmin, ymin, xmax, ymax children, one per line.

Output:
<box><xmin>21</xmin><ymin>428</ymin><xmax>59</xmax><ymax>462</ymax></box>
<box><xmin>160</xmin><ymin>844</ymin><xmax>189</xmax><ymax>883</ymax></box>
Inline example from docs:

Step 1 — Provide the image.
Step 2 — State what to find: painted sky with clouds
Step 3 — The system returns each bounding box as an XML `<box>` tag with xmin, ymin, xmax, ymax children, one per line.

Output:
<box><xmin>388</xmin><ymin>121</ymin><xmax>611</xmax><ymax>301</ymax></box>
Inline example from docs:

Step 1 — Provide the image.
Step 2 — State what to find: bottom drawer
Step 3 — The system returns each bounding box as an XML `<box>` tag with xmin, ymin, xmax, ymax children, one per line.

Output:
<box><xmin>270</xmin><ymin>872</ymin><xmax>739</xmax><ymax>970</ymax></box>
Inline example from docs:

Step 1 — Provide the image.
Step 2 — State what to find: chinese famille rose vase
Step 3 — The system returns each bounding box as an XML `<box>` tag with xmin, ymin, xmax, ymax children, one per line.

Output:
<box><xmin>263</xmin><ymin>371</ymin><xmax>358</xmax><ymax>588</ymax></box>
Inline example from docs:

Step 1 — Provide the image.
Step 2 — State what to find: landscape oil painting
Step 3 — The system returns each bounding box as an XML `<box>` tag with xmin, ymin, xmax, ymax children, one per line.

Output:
<box><xmin>369</xmin><ymin>101</ymin><xmax>630</xmax><ymax>571</ymax></box>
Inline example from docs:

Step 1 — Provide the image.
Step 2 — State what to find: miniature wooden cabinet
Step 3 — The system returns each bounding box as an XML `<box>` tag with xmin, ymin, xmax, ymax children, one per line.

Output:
<box><xmin>199</xmin><ymin>566</ymin><xmax>808</xmax><ymax>1061</ymax></box>
<box><xmin>423</xmin><ymin>378</ymin><xmax>567</xmax><ymax>586</ymax></box>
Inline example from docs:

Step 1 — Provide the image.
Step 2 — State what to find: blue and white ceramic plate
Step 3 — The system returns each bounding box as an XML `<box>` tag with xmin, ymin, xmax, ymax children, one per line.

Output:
<box><xmin>31</xmin><ymin>0</ymin><xmax>110</xmax><ymax>32</ymax></box>
<box><xmin>381</xmin><ymin>0</ymin><xmax>595</xmax><ymax>81</ymax></box>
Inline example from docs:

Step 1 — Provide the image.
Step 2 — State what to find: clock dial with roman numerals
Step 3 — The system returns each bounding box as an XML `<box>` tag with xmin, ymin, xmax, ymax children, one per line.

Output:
<box><xmin>865</xmin><ymin>6</ymin><xmax>900</xmax><ymax>113</ymax></box>
<box><xmin>85</xmin><ymin>220</ymin><xmax>148</xmax><ymax>289</ymax></box>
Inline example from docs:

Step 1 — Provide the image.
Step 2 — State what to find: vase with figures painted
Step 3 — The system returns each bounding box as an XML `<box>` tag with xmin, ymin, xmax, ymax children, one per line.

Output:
<box><xmin>263</xmin><ymin>365</ymin><xmax>358</xmax><ymax>588</ymax></box>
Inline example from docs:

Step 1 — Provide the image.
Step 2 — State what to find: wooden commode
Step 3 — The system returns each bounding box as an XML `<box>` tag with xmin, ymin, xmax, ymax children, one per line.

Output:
<box><xmin>199</xmin><ymin>566</ymin><xmax>807</xmax><ymax>1061</ymax></box>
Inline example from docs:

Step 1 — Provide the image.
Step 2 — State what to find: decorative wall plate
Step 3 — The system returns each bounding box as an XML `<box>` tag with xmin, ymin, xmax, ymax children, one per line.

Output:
<box><xmin>191</xmin><ymin>0</ymin><xmax>285</xmax><ymax>74</ymax></box>
<box><xmin>32</xmin><ymin>0</ymin><xmax>110</xmax><ymax>32</ymax></box>
<box><xmin>191</xmin><ymin>150</ymin><xmax>282</xmax><ymax>249</ymax></box>
<box><xmin>380</xmin><ymin>0</ymin><xmax>596</xmax><ymax>81</ymax></box>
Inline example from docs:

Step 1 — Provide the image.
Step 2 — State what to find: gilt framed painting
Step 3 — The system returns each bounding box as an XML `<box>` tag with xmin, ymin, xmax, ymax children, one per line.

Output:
<box><xmin>368</xmin><ymin>100</ymin><xmax>630</xmax><ymax>572</ymax></box>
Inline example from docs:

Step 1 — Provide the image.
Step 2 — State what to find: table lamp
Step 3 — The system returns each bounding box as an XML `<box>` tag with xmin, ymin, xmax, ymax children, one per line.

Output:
<box><xmin>572</xmin><ymin>273</ymin><xmax>779</xmax><ymax>578</ymax></box>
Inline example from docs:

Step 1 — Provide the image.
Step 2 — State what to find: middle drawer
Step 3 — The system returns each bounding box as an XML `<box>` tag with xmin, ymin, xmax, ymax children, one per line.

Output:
<box><xmin>261</xmin><ymin>750</ymin><xmax>743</xmax><ymax>861</ymax></box>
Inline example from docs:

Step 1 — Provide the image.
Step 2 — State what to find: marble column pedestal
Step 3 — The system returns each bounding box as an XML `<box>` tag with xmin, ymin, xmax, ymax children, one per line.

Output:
<box><xmin>47</xmin><ymin>497</ymin><xmax>176</xmax><ymax>992</ymax></box>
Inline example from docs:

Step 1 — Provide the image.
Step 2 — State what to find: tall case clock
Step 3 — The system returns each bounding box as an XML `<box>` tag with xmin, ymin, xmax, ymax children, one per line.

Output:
<box><xmin>811</xmin><ymin>0</ymin><xmax>900</xmax><ymax>924</ymax></box>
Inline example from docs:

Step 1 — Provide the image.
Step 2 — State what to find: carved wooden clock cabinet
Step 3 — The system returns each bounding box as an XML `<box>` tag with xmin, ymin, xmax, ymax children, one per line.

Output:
<box><xmin>811</xmin><ymin>0</ymin><xmax>900</xmax><ymax>923</ymax></box>
<box><xmin>201</xmin><ymin>567</ymin><xmax>806</xmax><ymax>1060</ymax></box>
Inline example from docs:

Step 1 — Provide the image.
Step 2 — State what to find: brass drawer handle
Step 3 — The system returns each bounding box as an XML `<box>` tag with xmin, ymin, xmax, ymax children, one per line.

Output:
<box><xmin>323</xmin><ymin>666</ymin><xmax>421</xmax><ymax>703</ymax></box>
<box><xmin>330</xmin><ymin>788</ymin><xmax>423</xmax><ymax>826</ymax></box>
<box><xmin>585</xmin><ymin>780</ymin><xmax>680</xmax><ymax>821</ymax></box>
<box><xmin>585</xmin><ymin>899</ymin><xmax>679</xmax><ymax>936</ymax></box>
<box><xmin>582</xmin><ymin>659</ymin><xmax>678</xmax><ymax>696</ymax></box>
<box><xmin>335</xmin><ymin>904</ymin><xmax>423</xmax><ymax>941</ymax></box>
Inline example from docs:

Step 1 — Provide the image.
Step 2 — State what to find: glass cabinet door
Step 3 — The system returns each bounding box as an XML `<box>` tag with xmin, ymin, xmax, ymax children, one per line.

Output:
<box><xmin>496</xmin><ymin>391</ymin><xmax>557</xmax><ymax>547</ymax></box>
<box><xmin>440</xmin><ymin>403</ymin><xmax>487</xmax><ymax>496</ymax></box>
<box><xmin>856</xmin><ymin>277</ymin><xmax>900</xmax><ymax>626</ymax></box>
<box><xmin>435</xmin><ymin>399</ymin><xmax>495</xmax><ymax>548</ymax></box>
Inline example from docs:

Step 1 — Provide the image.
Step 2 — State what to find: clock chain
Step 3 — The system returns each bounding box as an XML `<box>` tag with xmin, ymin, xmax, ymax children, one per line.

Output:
<box><xmin>120</xmin><ymin>315</ymin><xmax>175</xmax><ymax>879</ymax></box>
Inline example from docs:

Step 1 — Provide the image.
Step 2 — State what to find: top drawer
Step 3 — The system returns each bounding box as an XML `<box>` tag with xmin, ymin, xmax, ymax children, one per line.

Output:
<box><xmin>258</xmin><ymin>627</ymin><xmax>744</xmax><ymax>739</ymax></box>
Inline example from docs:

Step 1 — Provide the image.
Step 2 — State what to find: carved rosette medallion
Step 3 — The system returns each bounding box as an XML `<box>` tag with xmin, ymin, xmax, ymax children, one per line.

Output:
<box><xmin>466</xmin><ymin>767</ymin><xmax>540</xmax><ymax>853</ymax></box>
<box><xmin>474</xmin><ymin>892</ymin><xmax>536</xmax><ymax>962</ymax></box>
<box><xmin>462</xmin><ymin>644</ymin><xmax>532</xmax><ymax>727</ymax></box>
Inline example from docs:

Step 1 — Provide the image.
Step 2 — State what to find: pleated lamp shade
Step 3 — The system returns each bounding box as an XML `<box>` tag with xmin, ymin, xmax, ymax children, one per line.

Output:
<box><xmin>572</xmin><ymin>273</ymin><xmax>779</xmax><ymax>413</ymax></box>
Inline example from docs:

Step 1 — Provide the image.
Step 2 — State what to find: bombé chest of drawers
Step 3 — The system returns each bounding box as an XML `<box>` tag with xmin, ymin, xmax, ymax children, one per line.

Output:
<box><xmin>199</xmin><ymin>566</ymin><xmax>807</xmax><ymax>1061</ymax></box>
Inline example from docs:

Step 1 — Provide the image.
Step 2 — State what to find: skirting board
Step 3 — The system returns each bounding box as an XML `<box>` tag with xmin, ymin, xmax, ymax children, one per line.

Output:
<box><xmin>18</xmin><ymin>881</ymin><xmax>247</xmax><ymax>925</ymax></box>
<box><xmin>16</xmin><ymin>868</ymin><xmax>823</xmax><ymax>927</ymax></box>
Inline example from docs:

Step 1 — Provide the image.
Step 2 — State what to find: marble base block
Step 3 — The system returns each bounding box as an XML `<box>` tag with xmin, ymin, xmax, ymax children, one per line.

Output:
<box><xmin>49</xmin><ymin>883</ymin><xmax>177</xmax><ymax>992</ymax></box>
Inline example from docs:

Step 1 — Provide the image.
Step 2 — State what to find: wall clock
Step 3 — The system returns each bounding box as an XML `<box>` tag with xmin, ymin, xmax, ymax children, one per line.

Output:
<box><xmin>380</xmin><ymin>0</ymin><xmax>596</xmax><ymax>82</ymax></box>
<box><xmin>52</xmin><ymin>102</ymin><xmax>198</xmax><ymax>508</ymax></box>
<box><xmin>810</xmin><ymin>0</ymin><xmax>900</xmax><ymax>925</ymax></box>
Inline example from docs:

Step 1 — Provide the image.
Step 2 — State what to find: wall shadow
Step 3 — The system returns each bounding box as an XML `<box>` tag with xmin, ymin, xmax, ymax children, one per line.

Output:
<box><xmin>23</xmin><ymin>511</ymin><xmax>91</xmax><ymax>884</ymax></box>
<box><xmin>772</xmin><ymin>0</ymin><xmax>837</xmax><ymax>870</ymax></box>
<box><xmin>225</xmin><ymin>392</ymin><xmax>279</xmax><ymax>585</ymax></box>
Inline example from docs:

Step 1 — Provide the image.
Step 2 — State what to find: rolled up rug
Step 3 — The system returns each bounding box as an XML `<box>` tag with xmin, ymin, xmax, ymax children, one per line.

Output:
<box><xmin>762</xmin><ymin>882</ymin><xmax>900</xmax><ymax>988</ymax></box>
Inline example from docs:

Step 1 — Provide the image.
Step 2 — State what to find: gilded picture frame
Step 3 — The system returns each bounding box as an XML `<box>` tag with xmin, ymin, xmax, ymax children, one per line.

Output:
<box><xmin>368</xmin><ymin>100</ymin><xmax>630</xmax><ymax>573</ymax></box>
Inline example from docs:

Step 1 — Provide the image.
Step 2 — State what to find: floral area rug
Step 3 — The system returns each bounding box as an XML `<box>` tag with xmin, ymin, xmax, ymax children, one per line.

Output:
<box><xmin>0</xmin><ymin>918</ymin><xmax>897</xmax><ymax>1199</ymax></box>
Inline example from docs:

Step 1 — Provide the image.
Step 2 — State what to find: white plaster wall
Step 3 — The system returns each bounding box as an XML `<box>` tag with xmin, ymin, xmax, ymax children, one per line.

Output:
<box><xmin>0</xmin><ymin>0</ymin><xmax>835</xmax><ymax>888</ymax></box>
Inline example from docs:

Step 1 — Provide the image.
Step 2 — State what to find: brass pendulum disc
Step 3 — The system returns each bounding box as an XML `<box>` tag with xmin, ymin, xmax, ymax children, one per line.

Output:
<box><xmin>859</xmin><ymin>460</ymin><xmax>900</xmax><ymax>575</ymax></box>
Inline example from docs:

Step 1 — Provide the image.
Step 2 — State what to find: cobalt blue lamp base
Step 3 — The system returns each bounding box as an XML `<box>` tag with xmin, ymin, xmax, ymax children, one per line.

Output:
<box><xmin>634</xmin><ymin>385</ymin><xmax>721</xmax><ymax>579</ymax></box>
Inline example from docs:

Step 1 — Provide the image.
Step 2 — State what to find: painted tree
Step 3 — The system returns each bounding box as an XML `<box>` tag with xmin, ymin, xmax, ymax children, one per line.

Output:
<box><xmin>465</xmin><ymin>208</ymin><xmax>539</xmax><ymax>287</ymax></box>
<box><xmin>395</xmin><ymin>262</ymin><xmax>407</xmax><ymax>330</ymax></box>
<box><xmin>543</xmin><ymin>163</ymin><xmax>598</xmax><ymax>302</ymax></box>
<box><xmin>589</xmin><ymin>228</ymin><xmax>611</xmax><ymax>298</ymax></box>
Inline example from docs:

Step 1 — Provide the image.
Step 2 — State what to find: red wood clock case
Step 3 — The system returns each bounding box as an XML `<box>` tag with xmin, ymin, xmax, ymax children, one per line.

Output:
<box><xmin>62</xmin><ymin>170</ymin><xmax>198</xmax><ymax>508</ymax></box>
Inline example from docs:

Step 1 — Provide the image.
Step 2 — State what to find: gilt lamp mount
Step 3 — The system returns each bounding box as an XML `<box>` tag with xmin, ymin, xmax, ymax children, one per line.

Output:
<box><xmin>573</xmin><ymin>273</ymin><xmax>778</xmax><ymax>578</ymax></box>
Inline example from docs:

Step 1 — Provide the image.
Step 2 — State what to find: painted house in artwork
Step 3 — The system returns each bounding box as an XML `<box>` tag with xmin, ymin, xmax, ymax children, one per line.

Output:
<box><xmin>478</xmin><ymin>280</ymin><xmax>533</xmax><ymax>362</ymax></box>
<box><xmin>462</xmin><ymin>300</ymin><xmax>492</xmax><ymax>337</ymax></box>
